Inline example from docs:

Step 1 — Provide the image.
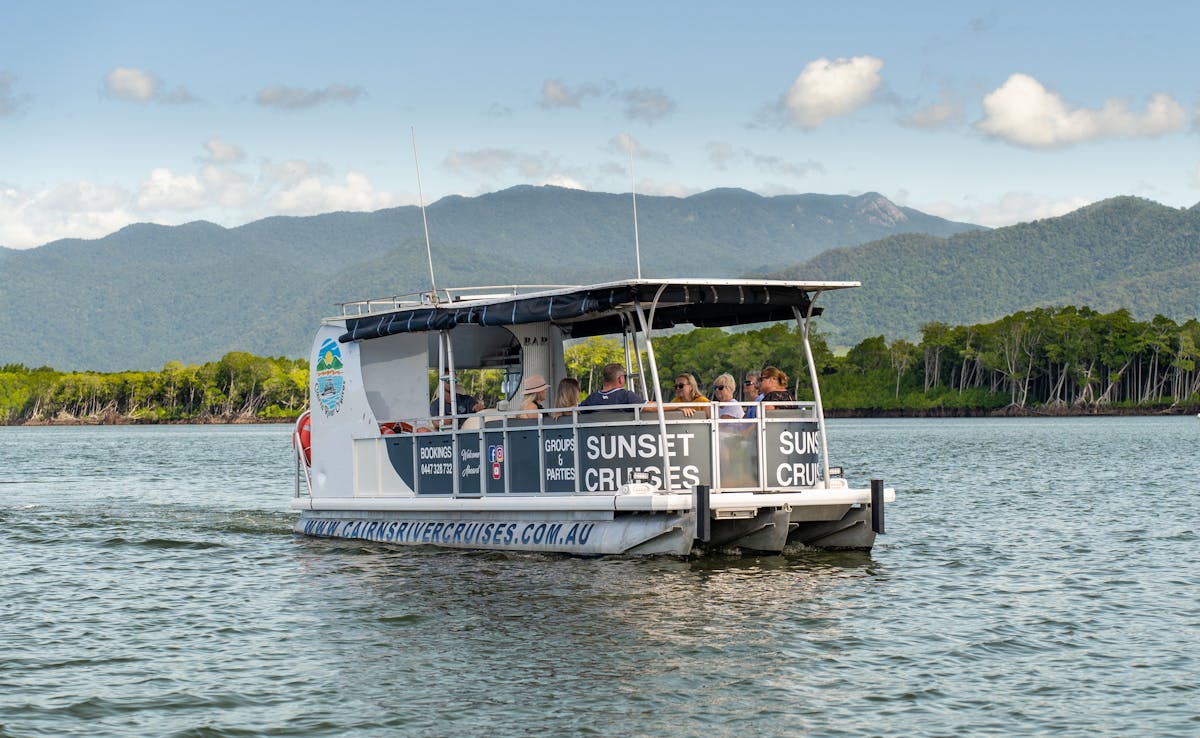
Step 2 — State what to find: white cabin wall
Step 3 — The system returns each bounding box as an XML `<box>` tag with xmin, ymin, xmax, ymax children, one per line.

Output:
<box><xmin>360</xmin><ymin>332</ymin><xmax>428</xmax><ymax>422</ymax></box>
<box><xmin>308</xmin><ymin>324</ymin><xmax>376</xmax><ymax>498</ymax></box>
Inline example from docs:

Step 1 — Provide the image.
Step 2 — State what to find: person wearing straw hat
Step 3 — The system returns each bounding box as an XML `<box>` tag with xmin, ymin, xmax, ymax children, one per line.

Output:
<box><xmin>517</xmin><ymin>374</ymin><xmax>550</xmax><ymax>418</ymax></box>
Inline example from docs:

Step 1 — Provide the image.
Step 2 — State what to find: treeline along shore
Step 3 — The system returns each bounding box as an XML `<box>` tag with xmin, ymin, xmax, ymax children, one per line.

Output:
<box><xmin>3</xmin><ymin>305</ymin><xmax>1199</xmax><ymax>426</ymax></box>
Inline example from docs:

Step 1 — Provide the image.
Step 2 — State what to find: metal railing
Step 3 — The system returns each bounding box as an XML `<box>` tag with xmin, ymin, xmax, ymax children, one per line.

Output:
<box><xmin>338</xmin><ymin>284</ymin><xmax>575</xmax><ymax>317</ymax></box>
<box><xmin>363</xmin><ymin>401</ymin><xmax>821</xmax><ymax>498</ymax></box>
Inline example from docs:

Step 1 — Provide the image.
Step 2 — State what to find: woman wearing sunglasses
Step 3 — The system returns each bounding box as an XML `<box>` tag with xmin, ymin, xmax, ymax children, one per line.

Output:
<box><xmin>711</xmin><ymin>373</ymin><xmax>744</xmax><ymax>419</ymax></box>
<box><xmin>669</xmin><ymin>373</ymin><xmax>710</xmax><ymax>418</ymax></box>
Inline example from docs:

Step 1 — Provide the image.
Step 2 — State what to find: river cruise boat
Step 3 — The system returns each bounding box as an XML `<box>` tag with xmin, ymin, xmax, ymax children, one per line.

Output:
<box><xmin>291</xmin><ymin>278</ymin><xmax>894</xmax><ymax>555</ymax></box>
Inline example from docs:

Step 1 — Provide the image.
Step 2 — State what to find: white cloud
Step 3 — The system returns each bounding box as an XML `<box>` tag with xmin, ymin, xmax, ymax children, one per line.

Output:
<box><xmin>270</xmin><ymin>171</ymin><xmax>397</xmax><ymax>214</ymax></box>
<box><xmin>0</xmin><ymin>137</ymin><xmax>411</xmax><ymax>248</ymax></box>
<box><xmin>900</xmin><ymin>89</ymin><xmax>964</xmax><ymax>130</ymax></box>
<box><xmin>539</xmin><ymin>78</ymin><xmax>609</xmax><ymax>109</ymax></box>
<box><xmin>137</xmin><ymin>168</ymin><xmax>207</xmax><ymax>211</ymax></box>
<box><xmin>201</xmin><ymin>165</ymin><xmax>252</xmax><ymax>208</ymax></box>
<box><xmin>443</xmin><ymin>148</ymin><xmax>563</xmax><ymax>179</ymax></box>
<box><xmin>621</xmin><ymin>87</ymin><xmax>675</xmax><ymax>122</ymax></box>
<box><xmin>782</xmin><ymin>56</ymin><xmax>884</xmax><ymax>129</ymax></box>
<box><xmin>261</xmin><ymin>159</ymin><xmax>330</xmax><ymax>187</ymax></box>
<box><xmin>917</xmin><ymin>192</ymin><xmax>1093</xmax><ymax>227</ymax></box>
<box><xmin>977</xmin><ymin>74</ymin><xmax>1187</xmax><ymax>148</ymax></box>
<box><xmin>611</xmin><ymin>133</ymin><xmax>637</xmax><ymax>156</ymax></box>
<box><xmin>104</xmin><ymin>67</ymin><xmax>157</xmax><ymax>102</ymax></box>
<box><xmin>540</xmin><ymin>78</ymin><xmax>671</xmax><ymax>120</ymax></box>
<box><xmin>744</xmin><ymin>151</ymin><xmax>823</xmax><ymax>178</ymax></box>
<box><xmin>102</xmin><ymin>66</ymin><xmax>196</xmax><ymax>104</ymax></box>
<box><xmin>706</xmin><ymin>142</ymin><xmax>734</xmax><ymax>170</ymax></box>
<box><xmin>541</xmin><ymin>78</ymin><xmax>579</xmax><ymax>108</ymax></box>
<box><xmin>626</xmin><ymin>179</ymin><xmax>698</xmax><ymax>198</ymax></box>
<box><xmin>484</xmin><ymin>102</ymin><xmax>513</xmax><ymax>118</ymax></box>
<box><xmin>606</xmin><ymin>134</ymin><xmax>670</xmax><ymax>165</ymax></box>
<box><xmin>0</xmin><ymin>181</ymin><xmax>135</xmax><ymax>249</ymax></box>
<box><xmin>204</xmin><ymin>136</ymin><xmax>244</xmax><ymax>164</ymax></box>
<box><xmin>0</xmin><ymin>71</ymin><xmax>32</xmax><ymax>115</ymax></box>
<box><xmin>256</xmin><ymin>84</ymin><xmax>366</xmax><ymax>110</ymax></box>
<box><xmin>541</xmin><ymin>175</ymin><xmax>586</xmax><ymax>190</ymax></box>
<box><xmin>705</xmin><ymin>140</ymin><xmax>823</xmax><ymax>178</ymax></box>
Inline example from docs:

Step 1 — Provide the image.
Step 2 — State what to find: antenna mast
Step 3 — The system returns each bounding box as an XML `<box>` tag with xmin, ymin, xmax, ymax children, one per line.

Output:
<box><xmin>630</xmin><ymin>147</ymin><xmax>642</xmax><ymax>279</ymax></box>
<box><xmin>411</xmin><ymin>127</ymin><xmax>439</xmax><ymax>304</ymax></box>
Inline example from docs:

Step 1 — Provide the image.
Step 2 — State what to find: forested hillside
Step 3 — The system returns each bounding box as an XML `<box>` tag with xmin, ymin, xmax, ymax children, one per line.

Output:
<box><xmin>6</xmin><ymin>305</ymin><xmax>1196</xmax><ymax>424</ymax></box>
<box><xmin>0</xmin><ymin>186</ymin><xmax>977</xmax><ymax>371</ymax></box>
<box><xmin>772</xmin><ymin>197</ymin><xmax>1200</xmax><ymax>346</ymax></box>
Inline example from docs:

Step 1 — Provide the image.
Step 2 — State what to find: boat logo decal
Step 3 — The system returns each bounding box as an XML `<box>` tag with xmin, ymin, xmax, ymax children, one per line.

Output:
<box><xmin>314</xmin><ymin>338</ymin><xmax>345</xmax><ymax>416</ymax></box>
<box><xmin>488</xmin><ymin>444</ymin><xmax>504</xmax><ymax>479</ymax></box>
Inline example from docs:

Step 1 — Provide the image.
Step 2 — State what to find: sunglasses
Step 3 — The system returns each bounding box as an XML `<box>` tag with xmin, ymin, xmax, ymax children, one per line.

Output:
<box><xmin>715</xmin><ymin>385</ymin><xmax>731</xmax><ymax>391</ymax></box>
<box><xmin>675</xmin><ymin>383</ymin><xmax>688</xmax><ymax>390</ymax></box>
<box><xmin>743</xmin><ymin>380</ymin><xmax>757</xmax><ymax>385</ymax></box>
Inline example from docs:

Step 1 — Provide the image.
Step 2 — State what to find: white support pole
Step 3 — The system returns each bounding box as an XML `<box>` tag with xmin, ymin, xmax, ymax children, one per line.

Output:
<box><xmin>794</xmin><ymin>301</ymin><xmax>831</xmax><ymax>489</ymax></box>
<box><xmin>635</xmin><ymin>285</ymin><xmax>670</xmax><ymax>488</ymax></box>
<box><xmin>444</xmin><ymin>332</ymin><xmax>461</xmax><ymax>496</ymax></box>
<box><xmin>622</xmin><ymin>320</ymin><xmax>638</xmax><ymax>394</ymax></box>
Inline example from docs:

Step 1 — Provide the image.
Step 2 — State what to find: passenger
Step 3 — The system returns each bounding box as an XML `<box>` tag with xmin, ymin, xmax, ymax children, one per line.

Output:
<box><xmin>742</xmin><ymin>371</ymin><xmax>762</xmax><ymax>419</ymax></box>
<box><xmin>758</xmin><ymin>366</ymin><xmax>793</xmax><ymax>411</ymax></box>
<box><xmin>517</xmin><ymin>374</ymin><xmax>550</xmax><ymax>418</ymax></box>
<box><xmin>669</xmin><ymin>373</ymin><xmax>709</xmax><ymax>418</ymax></box>
<box><xmin>578</xmin><ymin>362</ymin><xmax>645</xmax><ymax>410</ymax></box>
<box><xmin>429</xmin><ymin>379</ymin><xmax>483</xmax><ymax>428</ymax></box>
<box><xmin>711</xmin><ymin>373</ymin><xmax>743</xmax><ymax>419</ymax></box>
<box><xmin>551</xmin><ymin>377</ymin><xmax>581</xmax><ymax>419</ymax></box>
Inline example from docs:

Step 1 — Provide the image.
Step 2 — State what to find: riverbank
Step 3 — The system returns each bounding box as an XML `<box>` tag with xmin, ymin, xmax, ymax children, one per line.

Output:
<box><xmin>7</xmin><ymin>404</ymin><xmax>1197</xmax><ymax>426</ymax></box>
<box><xmin>7</xmin><ymin>412</ymin><xmax>296</xmax><ymax>426</ymax></box>
<box><xmin>827</xmin><ymin>404</ymin><xmax>1200</xmax><ymax>418</ymax></box>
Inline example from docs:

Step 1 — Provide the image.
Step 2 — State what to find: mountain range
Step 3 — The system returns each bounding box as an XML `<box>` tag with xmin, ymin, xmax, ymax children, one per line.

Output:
<box><xmin>3</xmin><ymin>186</ymin><xmax>1197</xmax><ymax>373</ymax></box>
<box><xmin>768</xmin><ymin>196</ymin><xmax>1200</xmax><ymax>345</ymax></box>
<box><xmin>0</xmin><ymin>186</ymin><xmax>979</xmax><ymax>371</ymax></box>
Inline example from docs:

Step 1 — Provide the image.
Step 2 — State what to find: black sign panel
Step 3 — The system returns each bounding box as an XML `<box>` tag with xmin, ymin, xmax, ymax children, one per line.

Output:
<box><xmin>761</xmin><ymin>421</ymin><xmax>820</xmax><ymax>489</ymax></box>
<box><xmin>386</xmin><ymin>436</ymin><xmax>415</xmax><ymax>488</ymax></box>
<box><xmin>577</xmin><ymin>421</ymin><xmax>711</xmax><ymax>493</ymax></box>
<box><xmin>505</xmin><ymin>428</ymin><xmax>542</xmax><ymax>493</ymax></box>
<box><xmin>542</xmin><ymin>427</ymin><xmax>577</xmax><ymax>494</ymax></box>
<box><xmin>415</xmin><ymin>435</ymin><xmax>455</xmax><ymax>494</ymax></box>
<box><xmin>457</xmin><ymin>433</ymin><xmax>483</xmax><ymax>495</ymax></box>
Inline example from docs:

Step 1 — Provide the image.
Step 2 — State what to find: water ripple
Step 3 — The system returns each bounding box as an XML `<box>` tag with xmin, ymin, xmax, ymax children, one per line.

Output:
<box><xmin>0</xmin><ymin>419</ymin><xmax>1198</xmax><ymax>737</ymax></box>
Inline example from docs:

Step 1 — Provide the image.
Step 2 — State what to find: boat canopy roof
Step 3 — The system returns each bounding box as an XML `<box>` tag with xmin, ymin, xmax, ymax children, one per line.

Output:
<box><xmin>336</xmin><ymin>278</ymin><xmax>860</xmax><ymax>344</ymax></box>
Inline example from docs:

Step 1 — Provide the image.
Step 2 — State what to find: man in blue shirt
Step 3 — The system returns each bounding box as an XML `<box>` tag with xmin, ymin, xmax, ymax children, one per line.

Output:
<box><xmin>579</xmin><ymin>363</ymin><xmax>645</xmax><ymax>409</ymax></box>
<box><xmin>430</xmin><ymin>379</ymin><xmax>483</xmax><ymax>427</ymax></box>
<box><xmin>742</xmin><ymin>371</ymin><xmax>763</xmax><ymax>419</ymax></box>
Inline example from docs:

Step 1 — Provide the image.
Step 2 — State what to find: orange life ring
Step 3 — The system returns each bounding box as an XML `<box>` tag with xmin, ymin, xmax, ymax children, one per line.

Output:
<box><xmin>295</xmin><ymin>411</ymin><xmax>312</xmax><ymax>464</ymax></box>
<box><xmin>380</xmin><ymin>423</ymin><xmax>396</xmax><ymax>435</ymax></box>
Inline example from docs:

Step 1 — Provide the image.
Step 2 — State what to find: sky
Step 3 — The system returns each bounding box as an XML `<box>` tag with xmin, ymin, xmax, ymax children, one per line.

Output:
<box><xmin>2</xmin><ymin>1</ymin><xmax>1198</xmax><ymax>250</ymax></box>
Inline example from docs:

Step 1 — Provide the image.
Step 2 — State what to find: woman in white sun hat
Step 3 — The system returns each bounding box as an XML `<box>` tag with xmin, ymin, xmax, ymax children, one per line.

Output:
<box><xmin>518</xmin><ymin>374</ymin><xmax>550</xmax><ymax>418</ymax></box>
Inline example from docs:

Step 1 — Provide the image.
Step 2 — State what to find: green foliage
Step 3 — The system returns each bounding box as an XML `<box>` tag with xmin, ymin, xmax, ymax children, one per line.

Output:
<box><xmin>6</xmin><ymin>301</ymin><xmax>1199</xmax><ymax>424</ymax></box>
<box><xmin>0</xmin><ymin>353</ymin><xmax>308</xmax><ymax>423</ymax></box>
<box><xmin>564</xmin><ymin>337</ymin><xmax>629</xmax><ymax>395</ymax></box>
<box><xmin>654</xmin><ymin>305</ymin><xmax>1200</xmax><ymax>412</ymax></box>
<box><xmin>770</xmin><ymin>196</ymin><xmax>1200</xmax><ymax>347</ymax></box>
<box><xmin>651</xmin><ymin>324</ymin><xmax>830</xmax><ymax>399</ymax></box>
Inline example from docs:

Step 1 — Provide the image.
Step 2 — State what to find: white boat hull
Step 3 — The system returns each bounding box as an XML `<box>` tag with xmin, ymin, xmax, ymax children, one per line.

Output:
<box><xmin>291</xmin><ymin>487</ymin><xmax>894</xmax><ymax>556</ymax></box>
<box><xmin>295</xmin><ymin>509</ymin><xmax>696</xmax><ymax>555</ymax></box>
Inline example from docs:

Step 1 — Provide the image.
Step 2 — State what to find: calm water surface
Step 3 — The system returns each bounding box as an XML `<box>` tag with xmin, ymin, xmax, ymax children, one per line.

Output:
<box><xmin>1</xmin><ymin>418</ymin><xmax>1197</xmax><ymax>737</ymax></box>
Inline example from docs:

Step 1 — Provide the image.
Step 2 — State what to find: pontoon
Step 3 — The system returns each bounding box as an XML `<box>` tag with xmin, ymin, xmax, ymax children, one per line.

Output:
<box><xmin>291</xmin><ymin>279</ymin><xmax>894</xmax><ymax>555</ymax></box>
